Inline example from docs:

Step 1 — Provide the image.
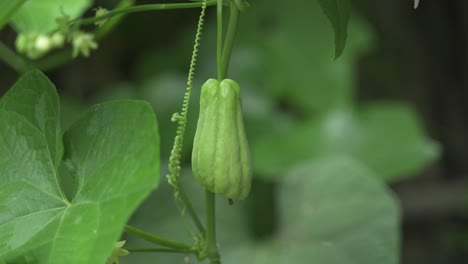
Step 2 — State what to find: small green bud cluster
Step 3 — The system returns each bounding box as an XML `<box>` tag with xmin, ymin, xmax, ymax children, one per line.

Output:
<box><xmin>71</xmin><ymin>31</ymin><xmax>98</xmax><ymax>58</ymax></box>
<box><xmin>15</xmin><ymin>8</ymin><xmax>107</xmax><ymax>60</ymax></box>
<box><xmin>15</xmin><ymin>30</ymin><xmax>98</xmax><ymax>59</ymax></box>
<box><xmin>15</xmin><ymin>32</ymin><xmax>65</xmax><ymax>59</ymax></box>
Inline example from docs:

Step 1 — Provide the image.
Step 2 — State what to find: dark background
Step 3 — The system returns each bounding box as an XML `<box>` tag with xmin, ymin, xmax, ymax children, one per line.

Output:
<box><xmin>355</xmin><ymin>1</ymin><xmax>468</xmax><ymax>262</ymax></box>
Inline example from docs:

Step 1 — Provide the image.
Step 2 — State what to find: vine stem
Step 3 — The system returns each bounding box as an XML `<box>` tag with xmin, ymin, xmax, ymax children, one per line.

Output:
<box><xmin>0</xmin><ymin>42</ymin><xmax>31</xmax><ymax>74</ymax></box>
<box><xmin>75</xmin><ymin>1</ymin><xmax>218</xmax><ymax>26</ymax></box>
<box><xmin>124</xmin><ymin>225</ymin><xmax>194</xmax><ymax>251</ymax></box>
<box><xmin>220</xmin><ymin>3</ymin><xmax>240</xmax><ymax>79</ymax></box>
<box><xmin>205</xmin><ymin>190</ymin><xmax>221</xmax><ymax>264</ymax></box>
<box><xmin>127</xmin><ymin>248</ymin><xmax>196</xmax><ymax>254</ymax></box>
<box><xmin>216</xmin><ymin>0</ymin><xmax>223</xmax><ymax>80</ymax></box>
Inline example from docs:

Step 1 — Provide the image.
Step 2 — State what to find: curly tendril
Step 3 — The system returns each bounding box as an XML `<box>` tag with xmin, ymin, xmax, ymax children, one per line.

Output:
<box><xmin>166</xmin><ymin>0</ymin><xmax>207</xmax><ymax>203</ymax></box>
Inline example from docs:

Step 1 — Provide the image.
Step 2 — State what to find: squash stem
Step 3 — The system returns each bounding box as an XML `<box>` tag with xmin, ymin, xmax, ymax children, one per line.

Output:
<box><xmin>216</xmin><ymin>0</ymin><xmax>224</xmax><ymax>80</ymax></box>
<box><xmin>220</xmin><ymin>2</ymin><xmax>240</xmax><ymax>79</ymax></box>
<box><xmin>205</xmin><ymin>190</ymin><xmax>221</xmax><ymax>264</ymax></box>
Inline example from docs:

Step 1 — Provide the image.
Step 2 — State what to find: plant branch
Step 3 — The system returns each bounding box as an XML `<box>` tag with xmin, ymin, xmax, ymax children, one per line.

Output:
<box><xmin>75</xmin><ymin>1</ymin><xmax>218</xmax><ymax>26</ymax></box>
<box><xmin>127</xmin><ymin>247</ymin><xmax>196</xmax><ymax>254</ymax></box>
<box><xmin>0</xmin><ymin>42</ymin><xmax>32</xmax><ymax>74</ymax></box>
<box><xmin>216</xmin><ymin>0</ymin><xmax>223</xmax><ymax>80</ymax></box>
<box><xmin>124</xmin><ymin>225</ymin><xmax>194</xmax><ymax>251</ymax></box>
<box><xmin>205</xmin><ymin>190</ymin><xmax>220</xmax><ymax>264</ymax></box>
<box><xmin>94</xmin><ymin>0</ymin><xmax>134</xmax><ymax>39</ymax></box>
<box><xmin>220</xmin><ymin>2</ymin><xmax>240</xmax><ymax>79</ymax></box>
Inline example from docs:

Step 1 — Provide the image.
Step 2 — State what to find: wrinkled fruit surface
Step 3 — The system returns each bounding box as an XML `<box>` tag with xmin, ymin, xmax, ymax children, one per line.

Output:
<box><xmin>192</xmin><ymin>79</ymin><xmax>252</xmax><ymax>200</ymax></box>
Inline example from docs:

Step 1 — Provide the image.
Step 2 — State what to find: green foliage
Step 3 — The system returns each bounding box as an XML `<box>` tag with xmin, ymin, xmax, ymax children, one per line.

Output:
<box><xmin>10</xmin><ymin>0</ymin><xmax>92</xmax><ymax>34</ymax></box>
<box><xmin>0</xmin><ymin>71</ymin><xmax>160</xmax><ymax>263</ymax></box>
<box><xmin>0</xmin><ymin>70</ymin><xmax>64</xmax><ymax>171</ymax></box>
<box><xmin>252</xmin><ymin>104</ymin><xmax>439</xmax><ymax>181</ymax></box>
<box><xmin>316</xmin><ymin>0</ymin><xmax>351</xmax><ymax>58</ymax></box>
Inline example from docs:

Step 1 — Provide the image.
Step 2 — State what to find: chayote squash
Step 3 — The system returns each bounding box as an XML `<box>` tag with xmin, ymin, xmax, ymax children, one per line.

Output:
<box><xmin>192</xmin><ymin>78</ymin><xmax>252</xmax><ymax>200</ymax></box>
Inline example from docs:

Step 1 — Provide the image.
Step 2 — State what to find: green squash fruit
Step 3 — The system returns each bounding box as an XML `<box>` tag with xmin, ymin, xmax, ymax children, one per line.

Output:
<box><xmin>192</xmin><ymin>78</ymin><xmax>252</xmax><ymax>200</ymax></box>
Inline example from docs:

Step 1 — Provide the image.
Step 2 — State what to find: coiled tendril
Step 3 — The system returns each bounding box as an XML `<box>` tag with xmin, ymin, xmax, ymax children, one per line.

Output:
<box><xmin>166</xmin><ymin>0</ymin><xmax>207</xmax><ymax>206</ymax></box>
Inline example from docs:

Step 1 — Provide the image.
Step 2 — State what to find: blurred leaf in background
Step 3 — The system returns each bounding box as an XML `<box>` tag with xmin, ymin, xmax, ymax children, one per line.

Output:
<box><xmin>223</xmin><ymin>157</ymin><xmax>400</xmax><ymax>264</ymax></box>
<box><xmin>0</xmin><ymin>0</ymin><xmax>25</xmax><ymax>30</ymax></box>
<box><xmin>316</xmin><ymin>0</ymin><xmax>351</xmax><ymax>59</ymax></box>
<box><xmin>252</xmin><ymin>103</ymin><xmax>440</xmax><ymax>181</ymax></box>
<box><xmin>228</xmin><ymin>0</ymin><xmax>439</xmax><ymax>182</ymax></box>
<box><xmin>238</xmin><ymin>0</ymin><xmax>371</xmax><ymax>114</ymax></box>
<box><xmin>10</xmin><ymin>0</ymin><xmax>92</xmax><ymax>34</ymax></box>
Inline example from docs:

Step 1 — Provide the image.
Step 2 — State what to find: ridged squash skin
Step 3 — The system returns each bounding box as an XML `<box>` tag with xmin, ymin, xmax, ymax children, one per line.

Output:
<box><xmin>192</xmin><ymin>79</ymin><xmax>252</xmax><ymax>200</ymax></box>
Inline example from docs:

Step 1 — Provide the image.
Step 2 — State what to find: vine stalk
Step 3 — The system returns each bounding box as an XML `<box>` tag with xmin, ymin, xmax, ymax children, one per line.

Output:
<box><xmin>75</xmin><ymin>1</ymin><xmax>218</xmax><ymax>26</ymax></box>
<box><xmin>220</xmin><ymin>2</ymin><xmax>240</xmax><ymax>79</ymax></box>
<box><xmin>0</xmin><ymin>42</ymin><xmax>31</xmax><ymax>74</ymax></box>
<box><xmin>216</xmin><ymin>0</ymin><xmax>224</xmax><ymax>80</ymax></box>
<box><xmin>204</xmin><ymin>2</ymin><xmax>242</xmax><ymax>263</ymax></box>
<box><xmin>127</xmin><ymin>248</ymin><xmax>196</xmax><ymax>254</ymax></box>
<box><xmin>124</xmin><ymin>225</ymin><xmax>194</xmax><ymax>251</ymax></box>
<box><xmin>205</xmin><ymin>190</ymin><xmax>221</xmax><ymax>264</ymax></box>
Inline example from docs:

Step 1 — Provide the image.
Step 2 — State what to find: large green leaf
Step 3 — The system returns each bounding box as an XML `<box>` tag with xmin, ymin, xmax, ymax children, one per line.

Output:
<box><xmin>316</xmin><ymin>0</ymin><xmax>351</xmax><ymax>58</ymax></box>
<box><xmin>0</xmin><ymin>71</ymin><xmax>160</xmax><ymax>263</ymax></box>
<box><xmin>10</xmin><ymin>0</ymin><xmax>92</xmax><ymax>33</ymax></box>
<box><xmin>222</xmin><ymin>157</ymin><xmax>400</xmax><ymax>264</ymax></box>
<box><xmin>0</xmin><ymin>0</ymin><xmax>26</xmax><ymax>30</ymax></box>
<box><xmin>252</xmin><ymin>103</ymin><xmax>439</xmax><ymax>181</ymax></box>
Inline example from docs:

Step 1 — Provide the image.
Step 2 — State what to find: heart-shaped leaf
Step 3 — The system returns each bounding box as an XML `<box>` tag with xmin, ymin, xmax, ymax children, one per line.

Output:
<box><xmin>0</xmin><ymin>71</ymin><xmax>160</xmax><ymax>263</ymax></box>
